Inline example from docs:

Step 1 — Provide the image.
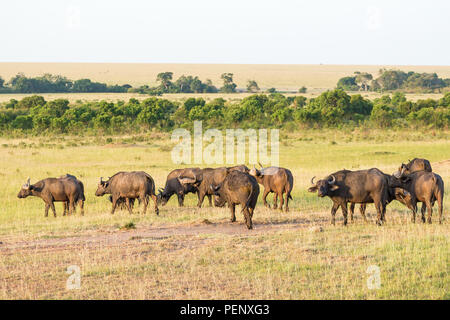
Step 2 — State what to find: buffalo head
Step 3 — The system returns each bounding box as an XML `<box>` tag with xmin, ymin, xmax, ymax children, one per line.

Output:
<box><xmin>210</xmin><ymin>184</ymin><xmax>226</xmax><ymax>207</ymax></box>
<box><xmin>157</xmin><ymin>188</ymin><xmax>170</xmax><ymax>206</ymax></box>
<box><xmin>308</xmin><ymin>175</ymin><xmax>339</xmax><ymax>197</ymax></box>
<box><xmin>17</xmin><ymin>178</ymin><xmax>32</xmax><ymax>198</ymax></box>
<box><xmin>95</xmin><ymin>177</ymin><xmax>110</xmax><ymax>196</ymax></box>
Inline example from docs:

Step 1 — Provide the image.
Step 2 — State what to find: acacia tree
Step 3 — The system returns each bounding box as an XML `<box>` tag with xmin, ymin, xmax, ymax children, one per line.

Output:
<box><xmin>354</xmin><ymin>72</ymin><xmax>373</xmax><ymax>91</ymax></box>
<box><xmin>246</xmin><ymin>80</ymin><xmax>259</xmax><ymax>93</ymax></box>
<box><xmin>220</xmin><ymin>73</ymin><xmax>237</xmax><ymax>93</ymax></box>
<box><xmin>156</xmin><ymin>72</ymin><xmax>173</xmax><ymax>91</ymax></box>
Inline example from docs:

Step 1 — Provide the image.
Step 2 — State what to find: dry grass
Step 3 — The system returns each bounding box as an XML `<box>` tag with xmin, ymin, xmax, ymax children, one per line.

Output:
<box><xmin>1</xmin><ymin>62</ymin><xmax>450</xmax><ymax>90</ymax></box>
<box><xmin>0</xmin><ymin>129</ymin><xmax>449</xmax><ymax>299</ymax></box>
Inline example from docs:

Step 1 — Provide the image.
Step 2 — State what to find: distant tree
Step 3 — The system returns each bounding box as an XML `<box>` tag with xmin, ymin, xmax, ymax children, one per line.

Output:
<box><xmin>220</xmin><ymin>73</ymin><xmax>237</xmax><ymax>93</ymax></box>
<box><xmin>298</xmin><ymin>86</ymin><xmax>307</xmax><ymax>93</ymax></box>
<box><xmin>336</xmin><ymin>76</ymin><xmax>358</xmax><ymax>91</ymax></box>
<box><xmin>246</xmin><ymin>80</ymin><xmax>260</xmax><ymax>93</ymax></box>
<box><xmin>354</xmin><ymin>72</ymin><xmax>373</xmax><ymax>91</ymax></box>
<box><xmin>0</xmin><ymin>76</ymin><xmax>4</xmax><ymax>88</ymax></box>
<box><xmin>266</xmin><ymin>88</ymin><xmax>276</xmax><ymax>93</ymax></box>
<box><xmin>18</xmin><ymin>95</ymin><xmax>46</xmax><ymax>109</ymax></box>
<box><xmin>156</xmin><ymin>72</ymin><xmax>173</xmax><ymax>91</ymax></box>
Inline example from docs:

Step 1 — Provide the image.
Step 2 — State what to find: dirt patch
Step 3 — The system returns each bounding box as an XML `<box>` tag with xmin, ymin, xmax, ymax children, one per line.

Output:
<box><xmin>0</xmin><ymin>219</ymin><xmax>316</xmax><ymax>253</ymax></box>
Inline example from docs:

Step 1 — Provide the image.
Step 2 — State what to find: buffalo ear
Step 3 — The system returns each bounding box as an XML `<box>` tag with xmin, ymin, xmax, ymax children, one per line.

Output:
<box><xmin>308</xmin><ymin>186</ymin><xmax>318</xmax><ymax>192</ymax></box>
<box><xmin>330</xmin><ymin>185</ymin><xmax>339</xmax><ymax>191</ymax></box>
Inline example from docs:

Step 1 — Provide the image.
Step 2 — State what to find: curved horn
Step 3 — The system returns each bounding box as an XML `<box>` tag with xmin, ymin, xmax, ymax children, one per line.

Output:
<box><xmin>310</xmin><ymin>176</ymin><xmax>316</xmax><ymax>185</ymax></box>
<box><xmin>100</xmin><ymin>177</ymin><xmax>103</xmax><ymax>183</ymax></box>
<box><xmin>328</xmin><ymin>175</ymin><xmax>336</xmax><ymax>184</ymax></box>
<box><xmin>26</xmin><ymin>177</ymin><xmax>30</xmax><ymax>185</ymax></box>
<box><xmin>258</xmin><ymin>161</ymin><xmax>263</xmax><ymax>169</ymax></box>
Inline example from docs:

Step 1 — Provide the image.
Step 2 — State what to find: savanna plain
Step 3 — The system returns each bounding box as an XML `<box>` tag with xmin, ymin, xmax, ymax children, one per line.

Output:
<box><xmin>0</xmin><ymin>129</ymin><xmax>448</xmax><ymax>299</ymax></box>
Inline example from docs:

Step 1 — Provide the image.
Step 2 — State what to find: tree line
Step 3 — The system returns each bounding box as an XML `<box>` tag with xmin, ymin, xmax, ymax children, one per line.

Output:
<box><xmin>337</xmin><ymin>69</ymin><xmax>450</xmax><ymax>93</ymax></box>
<box><xmin>0</xmin><ymin>90</ymin><xmax>448</xmax><ymax>134</ymax></box>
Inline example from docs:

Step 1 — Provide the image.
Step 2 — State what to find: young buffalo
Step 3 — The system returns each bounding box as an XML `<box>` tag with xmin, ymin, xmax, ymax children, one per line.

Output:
<box><xmin>211</xmin><ymin>171</ymin><xmax>260</xmax><ymax>230</ymax></box>
<box><xmin>249</xmin><ymin>163</ymin><xmax>293</xmax><ymax>212</ymax></box>
<box><xmin>389</xmin><ymin>171</ymin><xmax>444</xmax><ymax>224</ymax></box>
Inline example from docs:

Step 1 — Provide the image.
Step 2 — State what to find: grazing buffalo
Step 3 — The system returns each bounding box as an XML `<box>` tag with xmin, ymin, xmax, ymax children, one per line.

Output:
<box><xmin>95</xmin><ymin>171</ymin><xmax>159</xmax><ymax>215</ymax></box>
<box><xmin>17</xmin><ymin>176</ymin><xmax>85</xmax><ymax>217</ymax></box>
<box><xmin>389</xmin><ymin>171</ymin><xmax>444</xmax><ymax>224</ymax></box>
<box><xmin>157</xmin><ymin>168</ymin><xmax>202</xmax><ymax>207</ymax></box>
<box><xmin>249</xmin><ymin>164</ymin><xmax>293</xmax><ymax>212</ymax></box>
<box><xmin>211</xmin><ymin>170</ymin><xmax>260</xmax><ymax>229</ymax></box>
<box><xmin>178</xmin><ymin>165</ymin><xmax>249</xmax><ymax>208</ymax></box>
<box><xmin>308</xmin><ymin>169</ymin><xmax>389</xmax><ymax>226</ymax></box>
<box><xmin>59</xmin><ymin>174</ymin><xmax>85</xmax><ymax>216</ymax></box>
<box><xmin>395</xmin><ymin>158</ymin><xmax>432</xmax><ymax>177</ymax></box>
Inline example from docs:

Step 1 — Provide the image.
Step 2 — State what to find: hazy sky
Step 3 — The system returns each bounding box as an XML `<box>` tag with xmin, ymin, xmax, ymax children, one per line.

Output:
<box><xmin>1</xmin><ymin>0</ymin><xmax>449</xmax><ymax>65</ymax></box>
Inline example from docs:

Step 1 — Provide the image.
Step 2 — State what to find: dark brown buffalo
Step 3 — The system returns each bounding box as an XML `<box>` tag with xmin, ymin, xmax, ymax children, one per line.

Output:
<box><xmin>308</xmin><ymin>169</ymin><xmax>389</xmax><ymax>226</ymax></box>
<box><xmin>157</xmin><ymin>168</ymin><xmax>202</xmax><ymax>206</ymax></box>
<box><xmin>59</xmin><ymin>174</ymin><xmax>85</xmax><ymax>216</ymax></box>
<box><xmin>95</xmin><ymin>171</ymin><xmax>159</xmax><ymax>215</ymax></box>
<box><xmin>211</xmin><ymin>170</ymin><xmax>260</xmax><ymax>229</ymax></box>
<box><xmin>249</xmin><ymin>164</ymin><xmax>293</xmax><ymax>212</ymax></box>
<box><xmin>178</xmin><ymin>165</ymin><xmax>249</xmax><ymax>208</ymax></box>
<box><xmin>17</xmin><ymin>176</ymin><xmax>85</xmax><ymax>217</ymax></box>
<box><xmin>388</xmin><ymin>171</ymin><xmax>444</xmax><ymax>224</ymax></box>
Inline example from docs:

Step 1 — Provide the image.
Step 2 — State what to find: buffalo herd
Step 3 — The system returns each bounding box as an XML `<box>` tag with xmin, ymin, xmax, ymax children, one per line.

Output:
<box><xmin>17</xmin><ymin>158</ymin><xmax>444</xmax><ymax>229</ymax></box>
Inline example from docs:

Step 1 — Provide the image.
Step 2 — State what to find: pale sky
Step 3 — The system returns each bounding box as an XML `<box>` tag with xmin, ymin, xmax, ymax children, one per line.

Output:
<box><xmin>1</xmin><ymin>0</ymin><xmax>449</xmax><ymax>65</ymax></box>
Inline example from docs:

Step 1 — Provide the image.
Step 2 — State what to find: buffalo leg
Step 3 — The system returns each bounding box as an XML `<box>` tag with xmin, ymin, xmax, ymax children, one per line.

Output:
<box><xmin>207</xmin><ymin>194</ymin><xmax>213</xmax><ymax>207</ymax></box>
<box><xmin>230</xmin><ymin>204</ymin><xmax>236</xmax><ymax>222</ymax></box>
<box><xmin>111</xmin><ymin>196</ymin><xmax>118</xmax><ymax>215</ymax></box>
<box><xmin>177</xmin><ymin>193</ymin><xmax>184</xmax><ymax>207</ymax></box>
<box><xmin>285</xmin><ymin>193</ymin><xmax>290</xmax><ymax>212</ymax></box>
<box><xmin>420</xmin><ymin>203</ymin><xmax>426</xmax><ymax>223</ymax></box>
<box><xmin>330</xmin><ymin>202</ymin><xmax>339</xmax><ymax>225</ymax></box>
<box><xmin>197</xmin><ymin>191</ymin><xmax>206</xmax><ymax>208</ymax></box>
<box><xmin>425</xmin><ymin>200</ymin><xmax>432</xmax><ymax>224</ymax></box>
<box><xmin>151</xmin><ymin>194</ymin><xmax>159</xmax><ymax>215</ymax></box>
<box><xmin>279</xmin><ymin>192</ymin><xmax>284</xmax><ymax>211</ymax></box>
<box><xmin>262</xmin><ymin>189</ymin><xmax>270</xmax><ymax>208</ymax></box>
<box><xmin>349</xmin><ymin>203</ymin><xmax>355</xmax><ymax>222</ymax></box>
<box><xmin>125</xmin><ymin>198</ymin><xmax>133</xmax><ymax>215</ymax></box>
<box><xmin>341</xmin><ymin>202</ymin><xmax>348</xmax><ymax>226</ymax></box>
<box><xmin>244</xmin><ymin>208</ymin><xmax>253</xmax><ymax>230</ymax></box>
<box><xmin>62</xmin><ymin>202</ymin><xmax>67</xmax><ymax>216</ymax></box>
<box><xmin>45</xmin><ymin>203</ymin><xmax>50</xmax><ymax>217</ymax></box>
<box><xmin>50</xmin><ymin>202</ymin><xmax>57</xmax><ymax>218</ymax></box>
<box><xmin>79</xmin><ymin>200</ymin><xmax>84</xmax><ymax>216</ymax></box>
<box><xmin>273</xmin><ymin>193</ymin><xmax>278</xmax><ymax>209</ymax></box>
<box><xmin>360</xmin><ymin>204</ymin><xmax>368</xmax><ymax>222</ymax></box>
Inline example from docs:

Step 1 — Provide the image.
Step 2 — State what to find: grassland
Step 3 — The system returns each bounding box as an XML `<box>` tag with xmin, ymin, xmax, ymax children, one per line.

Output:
<box><xmin>0</xmin><ymin>129</ymin><xmax>449</xmax><ymax>299</ymax></box>
<box><xmin>1</xmin><ymin>62</ymin><xmax>450</xmax><ymax>90</ymax></box>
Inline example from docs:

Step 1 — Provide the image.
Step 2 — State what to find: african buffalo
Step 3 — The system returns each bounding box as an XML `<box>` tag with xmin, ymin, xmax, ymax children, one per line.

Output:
<box><xmin>157</xmin><ymin>168</ymin><xmax>202</xmax><ymax>207</ymax></box>
<box><xmin>395</xmin><ymin>158</ymin><xmax>432</xmax><ymax>177</ymax></box>
<box><xmin>249</xmin><ymin>164</ymin><xmax>293</xmax><ymax>212</ymax></box>
<box><xmin>211</xmin><ymin>170</ymin><xmax>260</xmax><ymax>229</ymax></box>
<box><xmin>308</xmin><ymin>168</ymin><xmax>389</xmax><ymax>226</ymax></box>
<box><xmin>178</xmin><ymin>165</ymin><xmax>249</xmax><ymax>208</ymax></box>
<box><xmin>389</xmin><ymin>171</ymin><xmax>444</xmax><ymax>224</ymax></box>
<box><xmin>17</xmin><ymin>176</ymin><xmax>85</xmax><ymax>217</ymax></box>
<box><xmin>95</xmin><ymin>171</ymin><xmax>159</xmax><ymax>215</ymax></box>
<box><xmin>59</xmin><ymin>174</ymin><xmax>85</xmax><ymax>216</ymax></box>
